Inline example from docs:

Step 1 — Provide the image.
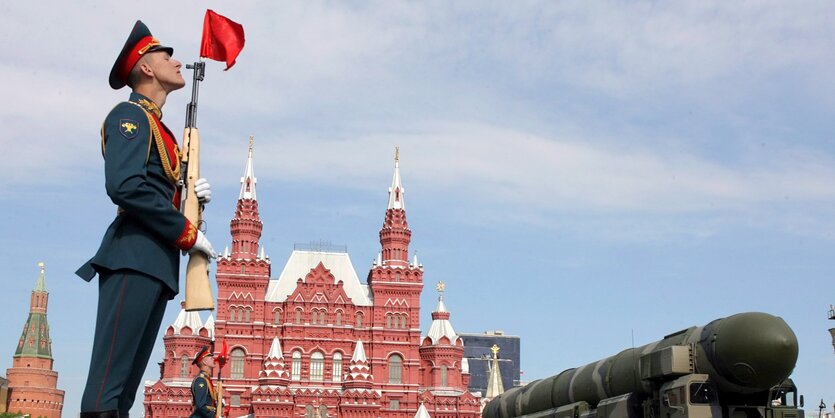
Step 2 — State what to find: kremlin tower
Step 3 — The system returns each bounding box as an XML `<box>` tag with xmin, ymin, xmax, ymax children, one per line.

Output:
<box><xmin>5</xmin><ymin>262</ymin><xmax>65</xmax><ymax>418</ymax></box>
<box><xmin>144</xmin><ymin>142</ymin><xmax>481</xmax><ymax>417</ymax></box>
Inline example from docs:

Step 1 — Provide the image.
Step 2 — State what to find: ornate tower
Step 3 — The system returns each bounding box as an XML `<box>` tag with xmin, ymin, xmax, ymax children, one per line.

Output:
<box><xmin>216</xmin><ymin>136</ymin><xmax>271</xmax><ymax>326</ymax></box>
<box><xmin>418</xmin><ymin>282</ymin><xmax>480</xmax><ymax>415</ymax></box>
<box><xmin>367</xmin><ymin>148</ymin><xmax>426</xmax><ymax>413</ymax></box>
<box><xmin>5</xmin><ymin>262</ymin><xmax>64</xmax><ymax>418</ymax></box>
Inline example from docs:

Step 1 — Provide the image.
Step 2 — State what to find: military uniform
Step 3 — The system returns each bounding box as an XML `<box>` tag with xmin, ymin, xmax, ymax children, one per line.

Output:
<box><xmin>191</xmin><ymin>346</ymin><xmax>218</xmax><ymax>418</ymax></box>
<box><xmin>191</xmin><ymin>371</ymin><xmax>218</xmax><ymax>418</ymax></box>
<box><xmin>76</xmin><ymin>21</ymin><xmax>199</xmax><ymax>417</ymax></box>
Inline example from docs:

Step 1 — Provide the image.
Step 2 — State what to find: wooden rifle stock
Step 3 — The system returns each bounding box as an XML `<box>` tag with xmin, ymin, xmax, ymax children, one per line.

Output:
<box><xmin>182</xmin><ymin>126</ymin><xmax>214</xmax><ymax>311</ymax></box>
<box><xmin>215</xmin><ymin>380</ymin><xmax>223</xmax><ymax>418</ymax></box>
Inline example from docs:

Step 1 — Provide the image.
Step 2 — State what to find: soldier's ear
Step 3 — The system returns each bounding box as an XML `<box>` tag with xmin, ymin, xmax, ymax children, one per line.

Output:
<box><xmin>137</xmin><ymin>56</ymin><xmax>155</xmax><ymax>78</ymax></box>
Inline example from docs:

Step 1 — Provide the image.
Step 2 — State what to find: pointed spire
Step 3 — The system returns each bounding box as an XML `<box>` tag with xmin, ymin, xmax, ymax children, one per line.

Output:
<box><xmin>16</xmin><ymin>263</ymin><xmax>52</xmax><ymax>359</ymax></box>
<box><xmin>485</xmin><ymin>344</ymin><xmax>505</xmax><ymax>399</ymax></box>
<box><xmin>230</xmin><ymin>137</ymin><xmax>264</xmax><ymax>259</ymax></box>
<box><xmin>259</xmin><ymin>337</ymin><xmax>290</xmax><ymax>384</ymax></box>
<box><xmin>376</xmin><ymin>252</ymin><xmax>382</xmax><ymax>266</ymax></box>
<box><xmin>387</xmin><ymin>146</ymin><xmax>405</xmax><ymax>210</ymax></box>
<box><xmin>461</xmin><ymin>357</ymin><xmax>470</xmax><ymax>374</ymax></box>
<box><xmin>414</xmin><ymin>403</ymin><xmax>432</xmax><ymax>418</ymax></box>
<box><xmin>34</xmin><ymin>262</ymin><xmax>47</xmax><ymax>292</ymax></box>
<box><xmin>203</xmin><ymin>314</ymin><xmax>215</xmax><ymax>341</ymax></box>
<box><xmin>239</xmin><ymin>135</ymin><xmax>257</xmax><ymax>200</ymax></box>
<box><xmin>426</xmin><ymin>281</ymin><xmax>458</xmax><ymax>345</ymax></box>
<box><xmin>351</xmin><ymin>340</ymin><xmax>368</xmax><ymax>363</ymax></box>
<box><xmin>344</xmin><ymin>340</ymin><xmax>373</xmax><ymax>388</ymax></box>
<box><xmin>223</xmin><ymin>246</ymin><xmax>230</xmax><ymax>258</ymax></box>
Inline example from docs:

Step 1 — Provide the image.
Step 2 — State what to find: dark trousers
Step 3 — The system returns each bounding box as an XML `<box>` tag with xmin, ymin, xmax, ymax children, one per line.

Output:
<box><xmin>81</xmin><ymin>269</ymin><xmax>169</xmax><ymax>414</ymax></box>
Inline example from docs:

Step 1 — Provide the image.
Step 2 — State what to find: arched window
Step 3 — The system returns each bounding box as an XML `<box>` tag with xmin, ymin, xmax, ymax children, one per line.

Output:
<box><xmin>230</xmin><ymin>348</ymin><xmax>245</xmax><ymax>379</ymax></box>
<box><xmin>395</xmin><ymin>272</ymin><xmax>401</xmax><ymax>282</ymax></box>
<box><xmin>305</xmin><ymin>404</ymin><xmax>314</xmax><ymax>418</ymax></box>
<box><xmin>401</xmin><ymin>315</ymin><xmax>408</xmax><ymax>329</ymax></box>
<box><xmin>295</xmin><ymin>309</ymin><xmax>302</xmax><ymax>324</ymax></box>
<box><xmin>244</xmin><ymin>308</ymin><xmax>251</xmax><ymax>323</ymax></box>
<box><xmin>335</xmin><ymin>311</ymin><xmax>343</xmax><ymax>326</ymax></box>
<box><xmin>291</xmin><ymin>350</ymin><xmax>302</xmax><ymax>381</ymax></box>
<box><xmin>229</xmin><ymin>307</ymin><xmax>236</xmax><ymax>321</ymax></box>
<box><xmin>356</xmin><ymin>312</ymin><xmax>364</xmax><ymax>328</ymax></box>
<box><xmin>386</xmin><ymin>314</ymin><xmax>392</xmax><ymax>329</ymax></box>
<box><xmin>310</xmin><ymin>352</ymin><xmax>324</xmax><ymax>381</ymax></box>
<box><xmin>319</xmin><ymin>405</ymin><xmax>329</xmax><ymax>418</ymax></box>
<box><xmin>332</xmin><ymin>352</ymin><xmax>343</xmax><ymax>382</ymax></box>
<box><xmin>237</xmin><ymin>308</ymin><xmax>243</xmax><ymax>322</ymax></box>
<box><xmin>440</xmin><ymin>365</ymin><xmax>448</xmax><ymax>386</ymax></box>
<box><xmin>274</xmin><ymin>309</ymin><xmax>282</xmax><ymax>324</ymax></box>
<box><xmin>180</xmin><ymin>354</ymin><xmax>190</xmax><ymax>378</ymax></box>
<box><xmin>388</xmin><ymin>354</ymin><xmax>403</xmax><ymax>384</ymax></box>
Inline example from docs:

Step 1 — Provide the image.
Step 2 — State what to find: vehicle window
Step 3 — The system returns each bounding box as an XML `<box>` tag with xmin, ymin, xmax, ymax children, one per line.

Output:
<box><xmin>690</xmin><ymin>382</ymin><xmax>716</xmax><ymax>404</ymax></box>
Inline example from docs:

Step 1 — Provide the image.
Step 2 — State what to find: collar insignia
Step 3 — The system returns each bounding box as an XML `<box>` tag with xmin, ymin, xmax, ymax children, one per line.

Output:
<box><xmin>136</xmin><ymin>98</ymin><xmax>162</xmax><ymax>119</ymax></box>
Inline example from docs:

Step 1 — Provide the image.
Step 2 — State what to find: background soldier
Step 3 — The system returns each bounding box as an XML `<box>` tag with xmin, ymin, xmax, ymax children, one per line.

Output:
<box><xmin>76</xmin><ymin>20</ymin><xmax>216</xmax><ymax>418</ymax></box>
<box><xmin>191</xmin><ymin>346</ymin><xmax>218</xmax><ymax>418</ymax></box>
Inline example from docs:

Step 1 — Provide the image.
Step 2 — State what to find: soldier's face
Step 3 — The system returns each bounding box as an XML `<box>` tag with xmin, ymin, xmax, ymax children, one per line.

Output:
<box><xmin>147</xmin><ymin>52</ymin><xmax>186</xmax><ymax>92</ymax></box>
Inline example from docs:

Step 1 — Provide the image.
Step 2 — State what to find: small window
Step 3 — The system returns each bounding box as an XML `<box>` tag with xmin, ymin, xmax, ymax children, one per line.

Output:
<box><xmin>395</xmin><ymin>272</ymin><xmax>401</xmax><ymax>282</ymax></box>
<box><xmin>229</xmin><ymin>308</ymin><xmax>236</xmax><ymax>321</ymax></box>
<box><xmin>440</xmin><ymin>365</ymin><xmax>448</xmax><ymax>386</ymax></box>
<box><xmin>230</xmin><ymin>348</ymin><xmax>245</xmax><ymax>379</ymax></box>
<box><xmin>274</xmin><ymin>310</ymin><xmax>281</xmax><ymax>324</ymax></box>
<box><xmin>180</xmin><ymin>354</ymin><xmax>190</xmax><ymax>378</ymax></box>
<box><xmin>231</xmin><ymin>394</ymin><xmax>241</xmax><ymax>407</ymax></box>
<box><xmin>388</xmin><ymin>354</ymin><xmax>403</xmax><ymax>384</ymax></box>
<box><xmin>311</xmin><ymin>352</ymin><xmax>324</xmax><ymax>381</ymax></box>
<box><xmin>356</xmin><ymin>312</ymin><xmax>363</xmax><ymax>328</ymax></box>
<box><xmin>237</xmin><ymin>309</ymin><xmax>243</xmax><ymax>322</ymax></box>
<box><xmin>333</xmin><ymin>353</ymin><xmax>343</xmax><ymax>382</ymax></box>
<box><xmin>390</xmin><ymin>399</ymin><xmax>400</xmax><ymax>410</ymax></box>
<box><xmin>291</xmin><ymin>350</ymin><xmax>302</xmax><ymax>381</ymax></box>
<box><xmin>295</xmin><ymin>309</ymin><xmax>302</xmax><ymax>324</ymax></box>
<box><xmin>244</xmin><ymin>309</ymin><xmax>251</xmax><ymax>323</ymax></box>
<box><xmin>335</xmin><ymin>311</ymin><xmax>342</xmax><ymax>326</ymax></box>
<box><xmin>386</xmin><ymin>314</ymin><xmax>392</xmax><ymax>329</ymax></box>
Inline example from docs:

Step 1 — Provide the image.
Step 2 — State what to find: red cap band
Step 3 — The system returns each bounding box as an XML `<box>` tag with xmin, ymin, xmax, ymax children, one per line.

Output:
<box><xmin>117</xmin><ymin>35</ymin><xmax>160</xmax><ymax>84</ymax></box>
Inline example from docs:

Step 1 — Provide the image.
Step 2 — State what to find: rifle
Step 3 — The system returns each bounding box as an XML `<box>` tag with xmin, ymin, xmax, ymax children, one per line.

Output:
<box><xmin>181</xmin><ymin>59</ymin><xmax>214</xmax><ymax>311</ymax></box>
<box><xmin>215</xmin><ymin>339</ymin><xmax>228</xmax><ymax>418</ymax></box>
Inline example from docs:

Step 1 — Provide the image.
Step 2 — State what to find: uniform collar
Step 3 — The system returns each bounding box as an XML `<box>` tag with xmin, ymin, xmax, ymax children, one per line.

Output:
<box><xmin>129</xmin><ymin>92</ymin><xmax>163</xmax><ymax>119</ymax></box>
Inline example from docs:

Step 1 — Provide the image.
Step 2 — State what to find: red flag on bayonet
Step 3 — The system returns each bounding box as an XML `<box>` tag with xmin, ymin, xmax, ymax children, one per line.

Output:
<box><xmin>215</xmin><ymin>338</ymin><xmax>228</xmax><ymax>367</ymax></box>
<box><xmin>200</xmin><ymin>10</ymin><xmax>245</xmax><ymax>70</ymax></box>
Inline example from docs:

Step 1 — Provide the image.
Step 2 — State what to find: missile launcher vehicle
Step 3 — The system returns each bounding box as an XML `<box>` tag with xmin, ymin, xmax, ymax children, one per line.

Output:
<box><xmin>483</xmin><ymin>312</ymin><xmax>803</xmax><ymax>418</ymax></box>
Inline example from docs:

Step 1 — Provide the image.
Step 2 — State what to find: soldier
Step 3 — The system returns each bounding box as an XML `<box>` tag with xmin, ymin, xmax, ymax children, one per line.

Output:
<box><xmin>76</xmin><ymin>20</ymin><xmax>216</xmax><ymax>418</ymax></box>
<box><xmin>191</xmin><ymin>346</ymin><xmax>218</xmax><ymax>418</ymax></box>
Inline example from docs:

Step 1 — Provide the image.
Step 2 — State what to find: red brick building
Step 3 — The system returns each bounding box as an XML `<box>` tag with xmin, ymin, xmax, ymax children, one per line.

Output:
<box><xmin>6</xmin><ymin>263</ymin><xmax>65</xmax><ymax>418</ymax></box>
<box><xmin>144</xmin><ymin>143</ymin><xmax>481</xmax><ymax>417</ymax></box>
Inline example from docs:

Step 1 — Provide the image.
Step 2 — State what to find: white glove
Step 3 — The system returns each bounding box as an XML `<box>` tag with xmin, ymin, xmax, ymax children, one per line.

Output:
<box><xmin>195</xmin><ymin>178</ymin><xmax>212</xmax><ymax>204</ymax></box>
<box><xmin>188</xmin><ymin>230</ymin><xmax>217</xmax><ymax>259</ymax></box>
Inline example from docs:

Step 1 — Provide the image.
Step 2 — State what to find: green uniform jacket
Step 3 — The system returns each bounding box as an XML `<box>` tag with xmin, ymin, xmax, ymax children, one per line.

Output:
<box><xmin>190</xmin><ymin>373</ymin><xmax>217</xmax><ymax>418</ymax></box>
<box><xmin>76</xmin><ymin>92</ymin><xmax>196</xmax><ymax>295</ymax></box>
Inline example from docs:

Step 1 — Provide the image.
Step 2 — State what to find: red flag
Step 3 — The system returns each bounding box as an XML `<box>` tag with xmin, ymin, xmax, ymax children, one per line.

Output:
<box><xmin>200</xmin><ymin>10</ymin><xmax>245</xmax><ymax>70</ymax></box>
<box><xmin>215</xmin><ymin>338</ymin><xmax>228</xmax><ymax>367</ymax></box>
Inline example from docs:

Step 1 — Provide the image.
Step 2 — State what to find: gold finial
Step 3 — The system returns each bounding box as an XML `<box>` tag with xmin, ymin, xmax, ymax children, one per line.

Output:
<box><xmin>436</xmin><ymin>281</ymin><xmax>445</xmax><ymax>293</ymax></box>
<box><xmin>395</xmin><ymin>146</ymin><xmax>399</xmax><ymax>162</ymax></box>
<box><xmin>248</xmin><ymin>135</ymin><xmax>255</xmax><ymax>154</ymax></box>
<box><xmin>491</xmin><ymin>344</ymin><xmax>500</xmax><ymax>357</ymax></box>
<box><xmin>38</xmin><ymin>262</ymin><xmax>45</xmax><ymax>272</ymax></box>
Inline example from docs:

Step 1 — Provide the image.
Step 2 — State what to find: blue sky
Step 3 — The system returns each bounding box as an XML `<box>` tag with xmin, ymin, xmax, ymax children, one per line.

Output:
<box><xmin>2</xmin><ymin>1</ymin><xmax>835</xmax><ymax>417</ymax></box>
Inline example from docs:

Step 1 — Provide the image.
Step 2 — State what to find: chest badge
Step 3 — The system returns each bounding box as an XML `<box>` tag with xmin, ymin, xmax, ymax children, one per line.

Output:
<box><xmin>119</xmin><ymin>119</ymin><xmax>140</xmax><ymax>139</ymax></box>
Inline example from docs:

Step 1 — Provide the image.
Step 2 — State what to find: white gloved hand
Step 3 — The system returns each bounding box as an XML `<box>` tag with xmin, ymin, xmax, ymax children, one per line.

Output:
<box><xmin>195</xmin><ymin>178</ymin><xmax>212</xmax><ymax>204</ymax></box>
<box><xmin>188</xmin><ymin>230</ymin><xmax>217</xmax><ymax>259</ymax></box>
